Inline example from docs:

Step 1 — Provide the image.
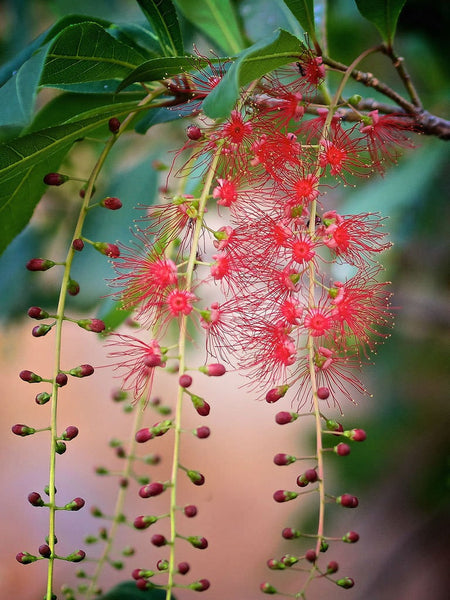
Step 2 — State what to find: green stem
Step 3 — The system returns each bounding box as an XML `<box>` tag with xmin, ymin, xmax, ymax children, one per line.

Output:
<box><xmin>165</xmin><ymin>148</ymin><xmax>222</xmax><ymax>600</ymax></box>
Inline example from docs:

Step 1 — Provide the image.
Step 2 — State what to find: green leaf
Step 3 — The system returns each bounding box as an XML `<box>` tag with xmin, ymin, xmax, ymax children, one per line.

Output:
<box><xmin>354</xmin><ymin>0</ymin><xmax>407</xmax><ymax>45</ymax></box>
<box><xmin>97</xmin><ymin>581</ymin><xmax>172</xmax><ymax>600</ymax></box>
<box><xmin>281</xmin><ymin>0</ymin><xmax>316</xmax><ymax>34</ymax></box>
<box><xmin>116</xmin><ymin>55</ymin><xmax>200</xmax><ymax>91</ymax></box>
<box><xmin>41</xmin><ymin>22</ymin><xmax>146</xmax><ymax>86</ymax></box>
<box><xmin>202</xmin><ymin>29</ymin><xmax>305</xmax><ymax>118</ymax></box>
<box><xmin>0</xmin><ymin>101</ymin><xmax>140</xmax><ymax>256</ymax></box>
<box><xmin>174</xmin><ymin>0</ymin><xmax>245</xmax><ymax>54</ymax></box>
<box><xmin>136</xmin><ymin>0</ymin><xmax>184</xmax><ymax>57</ymax></box>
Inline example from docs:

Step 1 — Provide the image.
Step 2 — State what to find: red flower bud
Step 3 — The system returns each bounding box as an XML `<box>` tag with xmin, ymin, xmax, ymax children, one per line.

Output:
<box><xmin>66</xmin><ymin>550</ymin><xmax>86</xmax><ymax>562</ymax></box>
<box><xmin>67</xmin><ymin>279</ymin><xmax>80</xmax><ymax>296</ymax></box>
<box><xmin>108</xmin><ymin>118</ymin><xmax>121</xmax><ymax>134</ymax></box>
<box><xmin>266</xmin><ymin>384</ymin><xmax>289</xmax><ymax>403</ymax></box>
<box><xmin>260</xmin><ymin>582</ymin><xmax>277</xmax><ymax>594</ymax></box>
<box><xmin>77</xmin><ymin>319</ymin><xmax>106</xmax><ymax>333</ymax></box>
<box><xmin>186</xmin><ymin>125</ymin><xmax>202</xmax><ymax>140</ymax></box>
<box><xmin>343</xmin><ymin>531</ymin><xmax>359</xmax><ymax>543</ymax></box>
<box><xmin>12</xmin><ymin>423</ymin><xmax>36</xmax><ymax>436</ymax></box>
<box><xmin>138</xmin><ymin>482</ymin><xmax>165</xmax><ymax>498</ymax></box>
<box><xmin>317</xmin><ymin>386</ymin><xmax>330</xmax><ymax>399</ymax></box>
<box><xmin>28</xmin><ymin>492</ymin><xmax>45</xmax><ymax>506</ymax></box>
<box><xmin>337</xmin><ymin>494</ymin><xmax>359</xmax><ymax>508</ymax></box>
<box><xmin>93</xmin><ymin>242</ymin><xmax>120</xmax><ymax>258</ymax></box>
<box><xmin>16</xmin><ymin>552</ymin><xmax>37</xmax><ymax>564</ymax></box>
<box><xmin>273</xmin><ymin>490</ymin><xmax>298</xmax><ymax>502</ymax></box>
<box><xmin>133</xmin><ymin>515</ymin><xmax>157</xmax><ymax>529</ymax></box>
<box><xmin>26</xmin><ymin>258</ymin><xmax>55</xmax><ymax>271</ymax></box>
<box><xmin>304</xmin><ymin>468</ymin><xmax>318</xmax><ymax>482</ymax></box>
<box><xmin>187</xmin><ymin>470</ymin><xmax>205</xmax><ymax>486</ymax></box>
<box><xmin>151</xmin><ymin>534</ymin><xmax>167</xmax><ymax>547</ymax></box>
<box><xmin>199</xmin><ymin>363</ymin><xmax>226</xmax><ymax>376</ymax></box>
<box><xmin>184</xmin><ymin>504</ymin><xmax>197</xmax><ymax>518</ymax></box>
<box><xmin>177</xmin><ymin>561</ymin><xmax>190</xmax><ymax>575</ymax></box>
<box><xmin>100</xmin><ymin>196</ymin><xmax>122</xmax><ymax>210</ymax></box>
<box><xmin>189</xmin><ymin>579</ymin><xmax>210</xmax><ymax>591</ymax></box>
<box><xmin>191</xmin><ymin>395</ymin><xmax>210</xmax><ymax>416</ymax></box>
<box><xmin>305</xmin><ymin>549</ymin><xmax>316</xmax><ymax>563</ymax></box>
<box><xmin>135</xmin><ymin>428</ymin><xmax>154</xmax><ymax>443</ymax></box>
<box><xmin>157</xmin><ymin>559</ymin><xmax>169</xmax><ymax>571</ymax></box>
<box><xmin>61</xmin><ymin>426</ymin><xmax>79</xmax><ymax>441</ymax></box>
<box><xmin>179</xmin><ymin>374</ymin><xmax>193</xmax><ymax>388</ymax></box>
<box><xmin>32</xmin><ymin>324</ymin><xmax>52</xmax><ymax>337</ymax></box>
<box><xmin>72</xmin><ymin>238</ymin><xmax>85</xmax><ymax>251</ymax></box>
<box><xmin>188</xmin><ymin>536</ymin><xmax>208</xmax><ymax>549</ymax></box>
<box><xmin>273</xmin><ymin>453</ymin><xmax>296</xmax><ymax>466</ymax></box>
<box><xmin>345</xmin><ymin>428</ymin><xmax>367</xmax><ymax>441</ymax></box>
<box><xmin>194</xmin><ymin>426</ymin><xmax>210</xmax><ymax>439</ymax></box>
<box><xmin>27</xmin><ymin>306</ymin><xmax>49</xmax><ymax>320</ymax></box>
<box><xmin>281</xmin><ymin>527</ymin><xmax>301</xmax><ymax>539</ymax></box>
<box><xmin>56</xmin><ymin>373</ymin><xmax>68</xmax><ymax>387</ymax></box>
<box><xmin>336</xmin><ymin>577</ymin><xmax>355</xmax><ymax>589</ymax></box>
<box><xmin>335</xmin><ymin>442</ymin><xmax>351</xmax><ymax>456</ymax></box>
<box><xmin>65</xmin><ymin>497</ymin><xmax>85</xmax><ymax>511</ymax></box>
<box><xmin>35</xmin><ymin>392</ymin><xmax>51</xmax><ymax>405</ymax></box>
<box><xmin>69</xmin><ymin>364</ymin><xmax>94</xmax><ymax>378</ymax></box>
<box><xmin>327</xmin><ymin>560</ymin><xmax>339</xmax><ymax>574</ymax></box>
<box><xmin>43</xmin><ymin>172</ymin><xmax>69</xmax><ymax>186</ymax></box>
<box><xmin>38</xmin><ymin>544</ymin><xmax>51</xmax><ymax>558</ymax></box>
<box><xmin>275</xmin><ymin>411</ymin><xmax>298</xmax><ymax>425</ymax></box>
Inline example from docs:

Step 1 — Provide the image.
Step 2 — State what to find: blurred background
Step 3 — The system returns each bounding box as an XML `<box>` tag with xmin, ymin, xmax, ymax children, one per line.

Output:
<box><xmin>0</xmin><ymin>1</ymin><xmax>449</xmax><ymax>599</ymax></box>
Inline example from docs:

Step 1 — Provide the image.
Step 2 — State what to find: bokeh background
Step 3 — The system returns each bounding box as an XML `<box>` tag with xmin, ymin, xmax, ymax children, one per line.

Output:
<box><xmin>1</xmin><ymin>1</ymin><xmax>449</xmax><ymax>599</ymax></box>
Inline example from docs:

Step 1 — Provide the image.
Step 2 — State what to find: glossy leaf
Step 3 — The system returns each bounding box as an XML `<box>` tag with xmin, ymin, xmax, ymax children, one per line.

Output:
<box><xmin>354</xmin><ymin>0</ymin><xmax>407</xmax><ymax>45</ymax></box>
<box><xmin>202</xmin><ymin>29</ymin><xmax>304</xmax><ymax>118</ymax></box>
<box><xmin>116</xmin><ymin>55</ymin><xmax>201</xmax><ymax>91</ymax></box>
<box><xmin>41</xmin><ymin>22</ymin><xmax>146</xmax><ymax>86</ymax></box>
<box><xmin>281</xmin><ymin>0</ymin><xmax>316</xmax><ymax>34</ymax></box>
<box><xmin>136</xmin><ymin>0</ymin><xmax>184</xmax><ymax>56</ymax></box>
<box><xmin>174</xmin><ymin>0</ymin><xmax>245</xmax><ymax>54</ymax></box>
<box><xmin>0</xmin><ymin>102</ymin><xmax>141</xmax><ymax>256</ymax></box>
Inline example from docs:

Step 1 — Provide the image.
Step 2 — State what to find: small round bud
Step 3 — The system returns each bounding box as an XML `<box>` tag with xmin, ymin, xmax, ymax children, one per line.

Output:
<box><xmin>326</xmin><ymin>419</ymin><xmax>344</xmax><ymax>433</ymax></box>
<box><xmin>335</xmin><ymin>442</ymin><xmax>351</xmax><ymax>456</ymax></box>
<box><xmin>267</xmin><ymin>558</ymin><xmax>285</xmax><ymax>570</ymax></box>
<box><xmin>43</xmin><ymin>172</ymin><xmax>69</xmax><ymax>186</ymax></box>
<box><xmin>336</xmin><ymin>577</ymin><xmax>355</xmax><ymax>589</ymax></box>
<box><xmin>317</xmin><ymin>386</ymin><xmax>330</xmax><ymax>399</ymax></box>
<box><xmin>305</xmin><ymin>549</ymin><xmax>316</xmax><ymax>563</ymax></box>
<box><xmin>189</xmin><ymin>579</ymin><xmax>210</xmax><ymax>592</ymax></box>
<box><xmin>194</xmin><ymin>426</ymin><xmax>210</xmax><ymax>439</ymax></box>
<box><xmin>296</xmin><ymin>474</ymin><xmax>309</xmax><ymax>487</ymax></box>
<box><xmin>273</xmin><ymin>453</ymin><xmax>296</xmax><ymax>466</ymax></box>
<box><xmin>108</xmin><ymin>118</ymin><xmax>121</xmax><ymax>134</ymax></box>
<box><xmin>28</xmin><ymin>492</ymin><xmax>45</xmax><ymax>507</ymax></box>
<box><xmin>65</xmin><ymin>497</ymin><xmax>85</xmax><ymax>511</ymax></box>
<box><xmin>337</xmin><ymin>494</ymin><xmax>359</xmax><ymax>508</ymax></box>
<box><xmin>177</xmin><ymin>561</ymin><xmax>190</xmax><ymax>575</ymax></box>
<box><xmin>327</xmin><ymin>560</ymin><xmax>339</xmax><ymax>574</ymax></box>
<box><xmin>55</xmin><ymin>441</ymin><xmax>67</xmax><ymax>454</ymax></box>
<box><xmin>16</xmin><ymin>552</ymin><xmax>37</xmax><ymax>564</ymax></box>
<box><xmin>77</xmin><ymin>319</ymin><xmax>106</xmax><ymax>333</ymax></box>
<box><xmin>179</xmin><ymin>374</ymin><xmax>193</xmax><ymax>388</ymax></box>
<box><xmin>72</xmin><ymin>238</ymin><xmax>84</xmax><ymax>251</ymax></box>
<box><xmin>320</xmin><ymin>540</ymin><xmax>329</xmax><ymax>552</ymax></box>
<box><xmin>66</xmin><ymin>550</ymin><xmax>86</xmax><ymax>563</ymax></box>
<box><xmin>61</xmin><ymin>426</ymin><xmax>79</xmax><ymax>441</ymax></box>
<box><xmin>260</xmin><ymin>582</ymin><xmax>277</xmax><ymax>594</ymax></box>
<box><xmin>157</xmin><ymin>559</ymin><xmax>169</xmax><ymax>571</ymax></box>
<box><xmin>187</xmin><ymin>470</ymin><xmax>205</xmax><ymax>486</ymax></box>
<box><xmin>19</xmin><ymin>370</ymin><xmax>42</xmax><ymax>383</ymax></box>
<box><xmin>91</xmin><ymin>506</ymin><xmax>103</xmax><ymax>517</ymax></box>
<box><xmin>27</xmin><ymin>306</ymin><xmax>49</xmax><ymax>320</ymax></box>
<box><xmin>119</xmin><ymin>477</ymin><xmax>129</xmax><ymax>488</ymax></box>
<box><xmin>100</xmin><ymin>196</ymin><xmax>122</xmax><ymax>210</ymax></box>
<box><xmin>304</xmin><ymin>468</ymin><xmax>318</xmax><ymax>483</ymax></box>
<box><xmin>281</xmin><ymin>527</ymin><xmax>301</xmax><ymax>539</ymax></box>
<box><xmin>136</xmin><ymin>578</ymin><xmax>151</xmax><ymax>590</ymax></box>
<box><xmin>345</xmin><ymin>428</ymin><xmax>367</xmax><ymax>442</ymax></box>
<box><xmin>184</xmin><ymin>504</ymin><xmax>197</xmax><ymax>518</ymax></box>
<box><xmin>273</xmin><ymin>490</ymin><xmax>298</xmax><ymax>503</ymax></box>
<box><xmin>134</xmin><ymin>515</ymin><xmax>157</xmax><ymax>529</ymax></box>
<box><xmin>26</xmin><ymin>258</ymin><xmax>55</xmax><ymax>271</ymax></box>
<box><xmin>56</xmin><ymin>373</ymin><xmax>68</xmax><ymax>387</ymax></box>
<box><xmin>199</xmin><ymin>363</ymin><xmax>226</xmax><ymax>376</ymax></box>
<box><xmin>36</xmin><ymin>392</ymin><xmax>51</xmax><ymax>405</ymax></box>
<box><xmin>138</xmin><ymin>482</ymin><xmax>165</xmax><ymax>498</ymax></box>
<box><xmin>281</xmin><ymin>554</ymin><xmax>299</xmax><ymax>567</ymax></box>
<box><xmin>67</xmin><ymin>279</ymin><xmax>80</xmax><ymax>296</ymax></box>
<box><xmin>343</xmin><ymin>531</ymin><xmax>359</xmax><ymax>543</ymax></box>
<box><xmin>191</xmin><ymin>395</ymin><xmax>210</xmax><ymax>416</ymax></box>
<box><xmin>69</xmin><ymin>364</ymin><xmax>94</xmax><ymax>378</ymax></box>
<box><xmin>275</xmin><ymin>411</ymin><xmax>298</xmax><ymax>425</ymax></box>
<box><xmin>39</xmin><ymin>544</ymin><xmax>51</xmax><ymax>558</ymax></box>
<box><xmin>266</xmin><ymin>384</ymin><xmax>289</xmax><ymax>403</ymax></box>
<box><xmin>186</xmin><ymin>125</ymin><xmax>202</xmax><ymax>140</ymax></box>
<box><xmin>135</xmin><ymin>428</ymin><xmax>153</xmax><ymax>443</ymax></box>
<box><xmin>32</xmin><ymin>324</ymin><xmax>52</xmax><ymax>337</ymax></box>
<box><xmin>12</xmin><ymin>424</ymin><xmax>36</xmax><ymax>436</ymax></box>
<box><xmin>348</xmin><ymin>94</ymin><xmax>362</xmax><ymax>106</ymax></box>
<box><xmin>151</xmin><ymin>534</ymin><xmax>167</xmax><ymax>547</ymax></box>
<box><xmin>93</xmin><ymin>242</ymin><xmax>120</xmax><ymax>258</ymax></box>
<box><xmin>188</xmin><ymin>536</ymin><xmax>208</xmax><ymax>550</ymax></box>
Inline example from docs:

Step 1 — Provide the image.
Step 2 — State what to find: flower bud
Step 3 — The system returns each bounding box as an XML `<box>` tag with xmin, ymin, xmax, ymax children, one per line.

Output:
<box><xmin>267</xmin><ymin>558</ymin><xmax>285</xmax><ymax>570</ymax></box>
<box><xmin>326</xmin><ymin>419</ymin><xmax>344</xmax><ymax>433</ymax></box>
<box><xmin>178</xmin><ymin>561</ymin><xmax>190</xmax><ymax>575</ymax></box>
<box><xmin>100</xmin><ymin>196</ymin><xmax>122</xmax><ymax>210</ymax></box>
<box><xmin>151</xmin><ymin>534</ymin><xmax>167</xmax><ymax>547</ymax></box>
<box><xmin>16</xmin><ymin>552</ymin><xmax>37</xmax><ymax>564</ymax></box>
<box><xmin>134</xmin><ymin>515</ymin><xmax>157</xmax><ymax>529</ymax></box>
<box><xmin>344</xmin><ymin>428</ymin><xmax>367</xmax><ymax>442</ymax></box>
<box><xmin>335</xmin><ymin>442</ymin><xmax>351</xmax><ymax>456</ymax></box>
<box><xmin>188</xmin><ymin>536</ymin><xmax>208</xmax><ymax>549</ymax></box>
<box><xmin>186</xmin><ymin>125</ymin><xmax>202</xmax><ymax>140</ymax></box>
<box><xmin>27</xmin><ymin>306</ymin><xmax>49</xmax><ymax>320</ymax></box>
<box><xmin>296</xmin><ymin>474</ymin><xmax>309</xmax><ymax>487</ymax></box>
<box><xmin>199</xmin><ymin>363</ymin><xmax>226</xmax><ymax>376</ymax></box>
<box><xmin>317</xmin><ymin>386</ymin><xmax>330</xmax><ymax>399</ymax></box>
<box><xmin>28</xmin><ymin>492</ymin><xmax>45</xmax><ymax>506</ymax></box>
<box><xmin>336</xmin><ymin>494</ymin><xmax>359</xmax><ymax>508</ymax></box>
<box><xmin>55</xmin><ymin>441</ymin><xmax>67</xmax><ymax>454</ymax></box>
<box><xmin>61</xmin><ymin>426</ymin><xmax>79</xmax><ymax>441</ymax></box>
<box><xmin>12</xmin><ymin>423</ymin><xmax>36</xmax><ymax>436</ymax></box>
<box><xmin>39</xmin><ymin>544</ymin><xmax>51</xmax><ymax>558</ymax></box>
<box><xmin>43</xmin><ymin>172</ymin><xmax>69</xmax><ymax>186</ymax></box>
<box><xmin>72</xmin><ymin>238</ymin><xmax>84</xmax><ymax>251</ymax></box>
<box><xmin>65</xmin><ymin>497</ymin><xmax>85</xmax><ymax>511</ymax></box>
<box><xmin>179</xmin><ymin>374</ymin><xmax>193</xmax><ymax>388</ymax></box>
<box><xmin>138</xmin><ymin>482</ymin><xmax>166</xmax><ymax>498</ymax></box>
<box><xmin>273</xmin><ymin>453</ymin><xmax>296</xmax><ymax>466</ymax></box>
<box><xmin>194</xmin><ymin>426</ymin><xmax>210</xmax><ymax>439</ymax></box>
<box><xmin>157</xmin><ymin>559</ymin><xmax>169</xmax><ymax>571</ymax></box>
<box><xmin>66</xmin><ymin>550</ymin><xmax>86</xmax><ymax>563</ymax></box>
<box><xmin>189</xmin><ymin>579</ymin><xmax>210</xmax><ymax>591</ymax></box>
<box><xmin>273</xmin><ymin>490</ymin><xmax>298</xmax><ymax>503</ymax></box>
<box><xmin>32</xmin><ymin>324</ymin><xmax>52</xmax><ymax>337</ymax></box>
<box><xmin>69</xmin><ymin>364</ymin><xmax>94</xmax><ymax>378</ymax></box>
<box><xmin>108</xmin><ymin>118</ymin><xmax>121</xmax><ymax>134</ymax></box>
<box><xmin>304</xmin><ymin>468</ymin><xmax>318</xmax><ymax>482</ymax></box>
<box><xmin>327</xmin><ymin>560</ymin><xmax>339</xmax><ymax>574</ymax></box>
<box><xmin>191</xmin><ymin>395</ymin><xmax>210</xmax><ymax>416</ymax></box>
<box><xmin>275</xmin><ymin>411</ymin><xmax>298</xmax><ymax>425</ymax></box>
<box><xmin>281</xmin><ymin>554</ymin><xmax>298</xmax><ymax>567</ymax></box>
<box><xmin>266</xmin><ymin>385</ymin><xmax>289</xmax><ymax>403</ymax></box>
<box><xmin>281</xmin><ymin>527</ymin><xmax>301</xmax><ymax>539</ymax></box>
<box><xmin>305</xmin><ymin>549</ymin><xmax>316</xmax><ymax>563</ymax></box>
<box><xmin>77</xmin><ymin>319</ymin><xmax>106</xmax><ymax>333</ymax></box>
<box><xmin>135</xmin><ymin>428</ymin><xmax>154</xmax><ymax>443</ymax></box>
<box><xmin>67</xmin><ymin>278</ymin><xmax>80</xmax><ymax>296</ymax></box>
<box><xmin>26</xmin><ymin>258</ymin><xmax>55</xmax><ymax>271</ymax></box>
<box><xmin>320</xmin><ymin>540</ymin><xmax>329</xmax><ymax>552</ymax></box>
<box><xmin>93</xmin><ymin>242</ymin><xmax>120</xmax><ymax>258</ymax></box>
<box><xmin>19</xmin><ymin>370</ymin><xmax>42</xmax><ymax>383</ymax></box>
<box><xmin>187</xmin><ymin>470</ymin><xmax>205</xmax><ymax>486</ymax></box>
<box><xmin>36</xmin><ymin>392</ymin><xmax>51</xmax><ymax>405</ymax></box>
<box><xmin>342</xmin><ymin>531</ymin><xmax>359</xmax><ymax>543</ymax></box>
<box><xmin>260</xmin><ymin>582</ymin><xmax>277</xmax><ymax>594</ymax></box>
<box><xmin>56</xmin><ymin>373</ymin><xmax>68</xmax><ymax>387</ymax></box>
<box><xmin>184</xmin><ymin>504</ymin><xmax>197</xmax><ymax>518</ymax></box>
<box><xmin>336</xmin><ymin>577</ymin><xmax>355</xmax><ymax>589</ymax></box>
